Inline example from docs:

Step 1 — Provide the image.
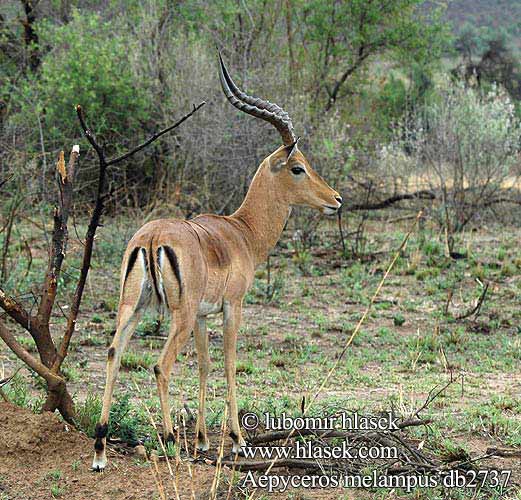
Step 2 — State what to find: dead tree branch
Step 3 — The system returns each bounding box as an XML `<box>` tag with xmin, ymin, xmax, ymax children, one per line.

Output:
<box><xmin>344</xmin><ymin>190</ymin><xmax>435</xmax><ymax>212</ymax></box>
<box><xmin>106</xmin><ymin>102</ymin><xmax>206</xmax><ymax>166</ymax></box>
<box><xmin>52</xmin><ymin>101</ymin><xmax>205</xmax><ymax>373</ymax></box>
<box><xmin>0</xmin><ymin>321</ymin><xmax>64</xmax><ymax>389</ymax></box>
<box><xmin>38</xmin><ymin>148</ymin><xmax>79</xmax><ymax>327</ymax></box>
<box><xmin>0</xmin><ymin>100</ymin><xmax>206</xmax><ymax>421</ymax></box>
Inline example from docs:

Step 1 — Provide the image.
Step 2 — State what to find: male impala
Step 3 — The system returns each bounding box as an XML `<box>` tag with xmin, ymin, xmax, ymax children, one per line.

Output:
<box><xmin>92</xmin><ymin>54</ymin><xmax>342</xmax><ymax>470</ymax></box>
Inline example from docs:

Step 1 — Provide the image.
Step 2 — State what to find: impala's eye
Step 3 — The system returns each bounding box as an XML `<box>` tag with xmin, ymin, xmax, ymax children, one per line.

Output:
<box><xmin>291</xmin><ymin>166</ymin><xmax>305</xmax><ymax>175</ymax></box>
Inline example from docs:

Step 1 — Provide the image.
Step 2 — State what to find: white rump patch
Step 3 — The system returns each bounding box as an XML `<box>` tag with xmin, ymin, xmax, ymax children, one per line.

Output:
<box><xmin>156</xmin><ymin>247</ymin><xmax>169</xmax><ymax>310</ymax></box>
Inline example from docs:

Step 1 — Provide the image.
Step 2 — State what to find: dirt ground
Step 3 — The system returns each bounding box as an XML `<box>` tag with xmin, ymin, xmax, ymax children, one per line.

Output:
<box><xmin>0</xmin><ymin>402</ymin><xmax>375</xmax><ymax>500</ymax></box>
<box><xmin>0</xmin><ymin>401</ymin><xmax>255</xmax><ymax>500</ymax></box>
<box><xmin>1</xmin><ymin>398</ymin><xmax>519</xmax><ymax>499</ymax></box>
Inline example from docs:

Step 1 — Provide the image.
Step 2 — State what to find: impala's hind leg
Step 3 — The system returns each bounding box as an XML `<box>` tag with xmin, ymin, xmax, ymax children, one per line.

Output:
<box><xmin>154</xmin><ymin>309</ymin><xmax>195</xmax><ymax>443</ymax></box>
<box><xmin>92</xmin><ymin>249</ymin><xmax>150</xmax><ymax>471</ymax></box>
<box><xmin>194</xmin><ymin>317</ymin><xmax>210</xmax><ymax>451</ymax></box>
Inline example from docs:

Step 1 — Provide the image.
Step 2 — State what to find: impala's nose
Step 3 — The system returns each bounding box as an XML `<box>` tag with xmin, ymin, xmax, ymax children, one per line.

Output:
<box><xmin>335</xmin><ymin>196</ymin><xmax>343</xmax><ymax>206</ymax></box>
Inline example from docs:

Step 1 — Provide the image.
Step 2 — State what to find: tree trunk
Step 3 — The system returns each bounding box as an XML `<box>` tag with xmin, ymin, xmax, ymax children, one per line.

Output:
<box><xmin>42</xmin><ymin>378</ymin><xmax>75</xmax><ymax>423</ymax></box>
<box><xmin>20</xmin><ymin>0</ymin><xmax>40</xmax><ymax>72</ymax></box>
<box><xmin>33</xmin><ymin>325</ymin><xmax>58</xmax><ymax>369</ymax></box>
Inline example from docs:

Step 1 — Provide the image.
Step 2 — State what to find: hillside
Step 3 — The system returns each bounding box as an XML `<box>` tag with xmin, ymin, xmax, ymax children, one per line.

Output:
<box><xmin>444</xmin><ymin>0</ymin><xmax>521</xmax><ymax>37</ymax></box>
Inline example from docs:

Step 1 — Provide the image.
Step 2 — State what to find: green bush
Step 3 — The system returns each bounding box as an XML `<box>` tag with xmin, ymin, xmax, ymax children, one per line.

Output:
<box><xmin>75</xmin><ymin>393</ymin><xmax>144</xmax><ymax>446</ymax></box>
<box><xmin>10</xmin><ymin>10</ymin><xmax>152</xmax><ymax>153</ymax></box>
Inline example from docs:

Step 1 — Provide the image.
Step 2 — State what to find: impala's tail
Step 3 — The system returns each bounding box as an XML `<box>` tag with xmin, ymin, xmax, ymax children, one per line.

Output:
<box><xmin>120</xmin><ymin>246</ymin><xmax>151</xmax><ymax>311</ymax></box>
<box><xmin>123</xmin><ymin>243</ymin><xmax>183</xmax><ymax>314</ymax></box>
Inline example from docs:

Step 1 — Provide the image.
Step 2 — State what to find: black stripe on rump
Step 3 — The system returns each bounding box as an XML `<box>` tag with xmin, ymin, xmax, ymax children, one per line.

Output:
<box><xmin>124</xmin><ymin>247</ymin><xmax>140</xmax><ymax>284</ymax></box>
<box><xmin>162</xmin><ymin>245</ymin><xmax>183</xmax><ymax>298</ymax></box>
<box><xmin>148</xmin><ymin>241</ymin><xmax>162</xmax><ymax>304</ymax></box>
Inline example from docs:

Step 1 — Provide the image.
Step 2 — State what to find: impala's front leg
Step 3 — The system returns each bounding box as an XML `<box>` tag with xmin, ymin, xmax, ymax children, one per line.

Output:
<box><xmin>193</xmin><ymin>316</ymin><xmax>210</xmax><ymax>451</ymax></box>
<box><xmin>223</xmin><ymin>301</ymin><xmax>247</xmax><ymax>454</ymax></box>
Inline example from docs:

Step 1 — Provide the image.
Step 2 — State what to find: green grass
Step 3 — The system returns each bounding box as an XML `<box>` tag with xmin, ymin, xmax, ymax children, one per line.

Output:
<box><xmin>2</xmin><ymin>217</ymin><xmax>521</xmax><ymax>499</ymax></box>
<box><xmin>45</xmin><ymin>470</ymin><xmax>62</xmax><ymax>481</ymax></box>
<box><xmin>50</xmin><ymin>484</ymin><xmax>65</xmax><ymax>498</ymax></box>
<box><xmin>121</xmin><ymin>351</ymin><xmax>155</xmax><ymax>371</ymax></box>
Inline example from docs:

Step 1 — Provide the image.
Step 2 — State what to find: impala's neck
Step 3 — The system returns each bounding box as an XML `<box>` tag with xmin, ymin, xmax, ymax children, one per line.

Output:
<box><xmin>231</xmin><ymin>163</ymin><xmax>290</xmax><ymax>265</ymax></box>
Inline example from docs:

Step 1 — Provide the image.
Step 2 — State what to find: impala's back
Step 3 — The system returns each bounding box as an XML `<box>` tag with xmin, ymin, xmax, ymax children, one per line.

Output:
<box><xmin>122</xmin><ymin>214</ymin><xmax>255</xmax><ymax>319</ymax></box>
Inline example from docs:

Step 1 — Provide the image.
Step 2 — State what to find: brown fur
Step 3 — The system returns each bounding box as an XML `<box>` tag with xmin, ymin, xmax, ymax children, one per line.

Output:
<box><xmin>92</xmin><ymin>144</ymin><xmax>341</xmax><ymax>469</ymax></box>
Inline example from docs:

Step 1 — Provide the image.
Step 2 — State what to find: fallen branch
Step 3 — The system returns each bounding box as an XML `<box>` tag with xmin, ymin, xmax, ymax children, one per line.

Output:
<box><xmin>250</xmin><ymin>429</ymin><xmax>351</xmax><ymax>445</ymax></box>
<box><xmin>216</xmin><ymin>458</ymin><xmax>327</xmax><ymax>472</ymax></box>
<box><xmin>345</xmin><ymin>190</ymin><xmax>435</xmax><ymax>212</ymax></box>
<box><xmin>454</xmin><ymin>282</ymin><xmax>489</xmax><ymax>321</ymax></box>
<box><xmin>397</xmin><ymin>418</ymin><xmax>433</xmax><ymax>429</ymax></box>
<box><xmin>413</xmin><ymin>375</ymin><xmax>456</xmax><ymax>419</ymax></box>
<box><xmin>486</xmin><ymin>447</ymin><xmax>521</xmax><ymax>458</ymax></box>
<box><xmin>248</xmin><ymin>417</ymin><xmax>432</xmax><ymax>445</ymax></box>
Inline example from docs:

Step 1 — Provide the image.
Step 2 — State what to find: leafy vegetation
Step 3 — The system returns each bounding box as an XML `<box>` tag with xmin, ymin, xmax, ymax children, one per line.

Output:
<box><xmin>1</xmin><ymin>1</ymin><xmax>521</xmax><ymax>498</ymax></box>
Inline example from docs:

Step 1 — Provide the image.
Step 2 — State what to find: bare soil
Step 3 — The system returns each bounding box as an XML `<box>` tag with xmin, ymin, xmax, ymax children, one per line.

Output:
<box><xmin>0</xmin><ymin>402</ymin><xmax>348</xmax><ymax>499</ymax></box>
<box><xmin>0</xmin><ymin>402</ymin><xmax>217</xmax><ymax>499</ymax></box>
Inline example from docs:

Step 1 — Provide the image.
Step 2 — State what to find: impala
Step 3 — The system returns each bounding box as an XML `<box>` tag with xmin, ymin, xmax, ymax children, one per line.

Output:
<box><xmin>92</xmin><ymin>54</ymin><xmax>342</xmax><ymax>471</ymax></box>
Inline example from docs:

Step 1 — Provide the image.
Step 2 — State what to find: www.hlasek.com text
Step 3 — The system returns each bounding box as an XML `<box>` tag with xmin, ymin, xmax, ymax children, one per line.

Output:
<box><xmin>241</xmin><ymin>438</ymin><xmax>398</xmax><ymax>460</ymax></box>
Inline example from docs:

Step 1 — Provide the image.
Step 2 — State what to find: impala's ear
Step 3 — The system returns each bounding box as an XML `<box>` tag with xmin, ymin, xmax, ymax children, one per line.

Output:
<box><xmin>285</xmin><ymin>137</ymin><xmax>300</xmax><ymax>161</ymax></box>
<box><xmin>269</xmin><ymin>154</ymin><xmax>287</xmax><ymax>173</ymax></box>
<box><xmin>270</xmin><ymin>138</ymin><xmax>301</xmax><ymax>172</ymax></box>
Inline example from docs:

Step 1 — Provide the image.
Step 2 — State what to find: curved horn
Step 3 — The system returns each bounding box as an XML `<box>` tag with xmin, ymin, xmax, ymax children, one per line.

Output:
<box><xmin>218</xmin><ymin>53</ymin><xmax>296</xmax><ymax>146</ymax></box>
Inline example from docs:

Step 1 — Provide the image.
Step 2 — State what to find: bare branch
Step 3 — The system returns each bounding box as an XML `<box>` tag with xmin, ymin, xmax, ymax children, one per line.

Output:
<box><xmin>76</xmin><ymin>105</ymin><xmax>105</xmax><ymax>161</ymax></box>
<box><xmin>345</xmin><ymin>190</ymin><xmax>435</xmax><ymax>212</ymax></box>
<box><xmin>37</xmin><ymin>147</ymin><xmax>80</xmax><ymax>325</ymax></box>
<box><xmin>0</xmin><ymin>288</ymin><xmax>33</xmax><ymax>333</ymax></box>
<box><xmin>106</xmin><ymin>101</ymin><xmax>206</xmax><ymax>166</ymax></box>
<box><xmin>53</xmin><ymin>102</ymin><xmax>206</xmax><ymax>372</ymax></box>
<box><xmin>0</xmin><ymin>321</ymin><xmax>62</xmax><ymax>386</ymax></box>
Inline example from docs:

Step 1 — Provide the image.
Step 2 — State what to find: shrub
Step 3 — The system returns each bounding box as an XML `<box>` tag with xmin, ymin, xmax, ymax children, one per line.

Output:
<box><xmin>15</xmin><ymin>10</ymin><xmax>152</xmax><ymax>152</ymax></box>
<box><xmin>386</xmin><ymin>81</ymin><xmax>521</xmax><ymax>251</ymax></box>
<box><xmin>75</xmin><ymin>393</ymin><xmax>144</xmax><ymax>446</ymax></box>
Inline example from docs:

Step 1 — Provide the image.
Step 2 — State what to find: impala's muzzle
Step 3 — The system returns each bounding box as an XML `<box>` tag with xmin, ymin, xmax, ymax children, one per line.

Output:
<box><xmin>322</xmin><ymin>196</ymin><xmax>343</xmax><ymax>215</ymax></box>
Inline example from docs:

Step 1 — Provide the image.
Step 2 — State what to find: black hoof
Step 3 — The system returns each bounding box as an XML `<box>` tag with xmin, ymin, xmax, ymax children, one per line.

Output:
<box><xmin>231</xmin><ymin>445</ymin><xmax>247</xmax><ymax>457</ymax></box>
<box><xmin>163</xmin><ymin>432</ymin><xmax>176</xmax><ymax>444</ymax></box>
